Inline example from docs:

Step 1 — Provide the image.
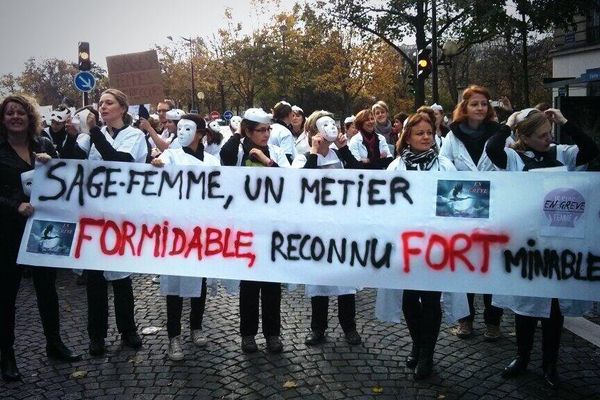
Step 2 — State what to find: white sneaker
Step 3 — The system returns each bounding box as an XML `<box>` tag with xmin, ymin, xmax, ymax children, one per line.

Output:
<box><xmin>168</xmin><ymin>336</ymin><xmax>184</xmax><ymax>361</ymax></box>
<box><xmin>191</xmin><ymin>329</ymin><xmax>208</xmax><ymax>347</ymax></box>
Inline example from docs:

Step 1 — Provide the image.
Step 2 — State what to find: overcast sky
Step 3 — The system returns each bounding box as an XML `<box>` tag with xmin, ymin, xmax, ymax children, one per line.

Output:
<box><xmin>0</xmin><ymin>0</ymin><xmax>291</xmax><ymax>76</ymax></box>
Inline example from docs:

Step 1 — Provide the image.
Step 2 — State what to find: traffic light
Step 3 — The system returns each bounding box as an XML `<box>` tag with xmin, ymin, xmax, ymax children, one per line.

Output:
<box><xmin>78</xmin><ymin>42</ymin><xmax>91</xmax><ymax>71</ymax></box>
<box><xmin>417</xmin><ymin>48</ymin><xmax>432</xmax><ymax>80</ymax></box>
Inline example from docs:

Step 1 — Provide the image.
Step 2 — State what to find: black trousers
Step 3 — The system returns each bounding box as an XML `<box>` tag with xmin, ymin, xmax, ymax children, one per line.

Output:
<box><xmin>166</xmin><ymin>278</ymin><xmax>207</xmax><ymax>339</ymax></box>
<box><xmin>86</xmin><ymin>270</ymin><xmax>137</xmax><ymax>340</ymax></box>
<box><xmin>402</xmin><ymin>290</ymin><xmax>442</xmax><ymax>349</ymax></box>
<box><xmin>239</xmin><ymin>280</ymin><xmax>281</xmax><ymax>337</ymax></box>
<box><xmin>515</xmin><ymin>298</ymin><xmax>564</xmax><ymax>366</ymax></box>
<box><xmin>310</xmin><ymin>294</ymin><xmax>356</xmax><ymax>334</ymax></box>
<box><xmin>1</xmin><ymin>251</ymin><xmax>62</xmax><ymax>351</ymax></box>
<box><xmin>459</xmin><ymin>293</ymin><xmax>503</xmax><ymax>325</ymax></box>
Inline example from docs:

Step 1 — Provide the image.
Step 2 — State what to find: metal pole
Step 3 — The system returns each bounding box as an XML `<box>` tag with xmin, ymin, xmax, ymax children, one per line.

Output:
<box><xmin>431</xmin><ymin>0</ymin><xmax>439</xmax><ymax>104</ymax></box>
<box><xmin>282</xmin><ymin>28</ymin><xmax>287</xmax><ymax>99</ymax></box>
<box><xmin>520</xmin><ymin>12</ymin><xmax>530</xmax><ymax>108</ymax></box>
<box><xmin>189</xmin><ymin>38</ymin><xmax>196</xmax><ymax>112</ymax></box>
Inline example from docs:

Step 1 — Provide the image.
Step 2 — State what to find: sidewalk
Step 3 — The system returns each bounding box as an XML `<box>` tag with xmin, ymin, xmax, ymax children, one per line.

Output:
<box><xmin>1</xmin><ymin>271</ymin><xmax>599</xmax><ymax>399</ymax></box>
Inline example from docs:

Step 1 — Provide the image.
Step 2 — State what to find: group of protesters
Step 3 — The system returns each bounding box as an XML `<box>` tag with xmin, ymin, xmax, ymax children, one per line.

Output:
<box><xmin>0</xmin><ymin>84</ymin><xmax>598</xmax><ymax>389</ymax></box>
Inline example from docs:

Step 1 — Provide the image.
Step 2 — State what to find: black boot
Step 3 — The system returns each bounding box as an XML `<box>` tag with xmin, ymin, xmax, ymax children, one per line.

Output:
<box><xmin>89</xmin><ymin>337</ymin><xmax>106</xmax><ymax>357</ymax></box>
<box><xmin>501</xmin><ymin>356</ymin><xmax>529</xmax><ymax>378</ymax></box>
<box><xmin>414</xmin><ymin>346</ymin><xmax>434</xmax><ymax>380</ymax></box>
<box><xmin>406</xmin><ymin>343</ymin><xmax>419</xmax><ymax>369</ymax></box>
<box><xmin>46</xmin><ymin>339</ymin><xmax>82</xmax><ymax>362</ymax></box>
<box><xmin>414</xmin><ymin>299</ymin><xmax>441</xmax><ymax>380</ymax></box>
<box><xmin>404</xmin><ymin>317</ymin><xmax>420</xmax><ymax>369</ymax></box>
<box><xmin>1</xmin><ymin>348</ymin><xmax>22</xmax><ymax>382</ymax></box>
<box><xmin>543</xmin><ymin>362</ymin><xmax>559</xmax><ymax>389</ymax></box>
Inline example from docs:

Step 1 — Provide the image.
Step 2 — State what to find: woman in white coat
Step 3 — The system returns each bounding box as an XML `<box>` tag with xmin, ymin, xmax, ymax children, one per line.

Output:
<box><xmin>348</xmin><ymin>109</ymin><xmax>393</xmax><ymax>170</ymax></box>
<box><xmin>440</xmin><ymin>85</ymin><xmax>510</xmax><ymax>340</ymax></box>
<box><xmin>485</xmin><ymin>108</ymin><xmax>599</xmax><ymax>388</ymax></box>
<box><xmin>291</xmin><ymin>105</ymin><xmax>309</xmax><ymax>155</ymax></box>
<box><xmin>376</xmin><ymin>113</ymin><xmax>458</xmax><ymax>380</ymax></box>
<box><xmin>268</xmin><ymin>101</ymin><xmax>296</xmax><ymax>163</ymax></box>
<box><xmin>151</xmin><ymin>114</ymin><xmax>220</xmax><ymax>361</ymax></box>
<box><xmin>86</xmin><ymin>89</ymin><xmax>147</xmax><ymax>356</ymax></box>
<box><xmin>292</xmin><ymin>110</ymin><xmax>364</xmax><ymax>346</ymax></box>
<box><xmin>220</xmin><ymin>108</ymin><xmax>290</xmax><ymax>354</ymax></box>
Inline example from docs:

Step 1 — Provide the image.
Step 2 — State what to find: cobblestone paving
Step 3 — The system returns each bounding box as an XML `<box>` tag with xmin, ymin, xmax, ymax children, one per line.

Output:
<box><xmin>1</xmin><ymin>271</ymin><xmax>599</xmax><ymax>399</ymax></box>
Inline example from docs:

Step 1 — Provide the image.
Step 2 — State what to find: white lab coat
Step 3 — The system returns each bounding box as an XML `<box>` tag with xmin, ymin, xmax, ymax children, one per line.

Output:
<box><xmin>438</xmin><ymin>129</ymin><xmax>501</xmax><ymax>314</ymax></box>
<box><xmin>375</xmin><ymin>155</ymin><xmax>470</xmax><ymax>323</ymax></box>
<box><xmin>294</xmin><ymin>132</ymin><xmax>310</xmax><ymax>156</ymax></box>
<box><xmin>88</xmin><ymin>125</ymin><xmax>148</xmax><ymax>164</ymax></box>
<box><xmin>348</xmin><ymin>131</ymin><xmax>392</xmax><ymax>162</ymax></box>
<box><xmin>268</xmin><ymin>123</ymin><xmax>296</xmax><ymax>159</ymax></box>
<box><xmin>292</xmin><ymin>148</ymin><xmax>358</xmax><ymax>298</ymax></box>
<box><xmin>490</xmin><ymin>145</ymin><xmax>592</xmax><ymax>318</ymax></box>
<box><xmin>496</xmin><ymin>144</ymin><xmax>579</xmax><ymax>172</ymax></box>
<box><xmin>439</xmin><ymin>131</ymin><xmax>497</xmax><ymax>172</ymax></box>
<box><xmin>85</xmin><ymin>125</ymin><xmax>147</xmax><ymax>280</ymax></box>
<box><xmin>157</xmin><ymin>148</ymin><xmax>219</xmax><ymax>297</ymax></box>
<box><xmin>203</xmin><ymin>141</ymin><xmax>222</xmax><ymax>162</ymax></box>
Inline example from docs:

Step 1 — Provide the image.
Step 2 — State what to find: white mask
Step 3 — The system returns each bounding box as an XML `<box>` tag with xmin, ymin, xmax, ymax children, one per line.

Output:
<box><xmin>230</xmin><ymin>116</ymin><xmax>242</xmax><ymax>131</ymax></box>
<box><xmin>316</xmin><ymin>116</ymin><xmax>338</xmax><ymax>142</ymax></box>
<box><xmin>177</xmin><ymin>119</ymin><xmax>197</xmax><ymax>147</ymax></box>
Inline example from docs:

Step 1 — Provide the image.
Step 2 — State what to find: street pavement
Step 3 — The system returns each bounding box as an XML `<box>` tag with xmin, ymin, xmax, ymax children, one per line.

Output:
<box><xmin>1</xmin><ymin>270</ymin><xmax>599</xmax><ymax>399</ymax></box>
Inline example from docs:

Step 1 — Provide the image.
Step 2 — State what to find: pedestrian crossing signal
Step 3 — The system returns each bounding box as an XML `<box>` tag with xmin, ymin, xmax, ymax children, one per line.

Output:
<box><xmin>78</xmin><ymin>42</ymin><xmax>91</xmax><ymax>71</ymax></box>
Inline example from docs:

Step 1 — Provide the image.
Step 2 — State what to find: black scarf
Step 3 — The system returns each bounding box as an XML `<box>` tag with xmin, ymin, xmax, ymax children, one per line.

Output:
<box><xmin>517</xmin><ymin>147</ymin><xmax>563</xmax><ymax>171</ymax></box>
<box><xmin>400</xmin><ymin>147</ymin><xmax>438</xmax><ymax>171</ymax></box>
<box><xmin>450</xmin><ymin>121</ymin><xmax>501</xmax><ymax>165</ymax></box>
<box><xmin>48</xmin><ymin>126</ymin><xmax>67</xmax><ymax>146</ymax></box>
<box><xmin>275</xmin><ymin>119</ymin><xmax>293</xmax><ymax>132</ymax></box>
<box><xmin>241</xmin><ymin>138</ymin><xmax>270</xmax><ymax>166</ymax></box>
<box><xmin>183</xmin><ymin>142</ymin><xmax>205</xmax><ymax>162</ymax></box>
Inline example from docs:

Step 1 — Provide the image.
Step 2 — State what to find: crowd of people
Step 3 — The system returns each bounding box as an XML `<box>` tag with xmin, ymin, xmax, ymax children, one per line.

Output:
<box><xmin>0</xmin><ymin>85</ymin><xmax>598</xmax><ymax>389</ymax></box>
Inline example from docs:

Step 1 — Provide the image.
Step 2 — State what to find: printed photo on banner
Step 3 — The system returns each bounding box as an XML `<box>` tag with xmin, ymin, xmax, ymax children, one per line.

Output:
<box><xmin>26</xmin><ymin>220</ymin><xmax>77</xmax><ymax>256</ymax></box>
<box><xmin>435</xmin><ymin>180</ymin><xmax>490</xmax><ymax>218</ymax></box>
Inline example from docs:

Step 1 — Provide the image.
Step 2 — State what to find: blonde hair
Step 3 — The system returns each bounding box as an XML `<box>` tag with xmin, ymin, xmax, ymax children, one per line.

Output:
<box><xmin>305</xmin><ymin>110</ymin><xmax>334</xmax><ymax>146</ymax></box>
<box><xmin>396</xmin><ymin>113</ymin><xmax>435</xmax><ymax>154</ymax></box>
<box><xmin>371</xmin><ymin>100</ymin><xmax>389</xmax><ymax>114</ymax></box>
<box><xmin>510</xmin><ymin>110</ymin><xmax>549</xmax><ymax>151</ymax></box>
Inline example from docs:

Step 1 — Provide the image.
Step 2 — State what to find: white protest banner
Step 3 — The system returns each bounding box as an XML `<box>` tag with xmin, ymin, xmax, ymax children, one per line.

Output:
<box><xmin>18</xmin><ymin>159</ymin><xmax>600</xmax><ymax>301</ymax></box>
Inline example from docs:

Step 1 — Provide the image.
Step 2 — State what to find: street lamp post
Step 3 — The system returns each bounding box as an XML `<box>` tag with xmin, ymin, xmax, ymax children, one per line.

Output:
<box><xmin>197</xmin><ymin>91</ymin><xmax>205</xmax><ymax>116</ymax></box>
<box><xmin>431</xmin><ymin>0</ymin><xmax>439</xmax><ymax>103</ymax></box>
<box><xmin>440</xmin><ymin>40</ymin><xmax>460</xmax><ymax>103</ymax></box>
<box><xmin>167</xmin><ymin>35</ymin><xmax>196</xmax><ymax>112</ymax></box>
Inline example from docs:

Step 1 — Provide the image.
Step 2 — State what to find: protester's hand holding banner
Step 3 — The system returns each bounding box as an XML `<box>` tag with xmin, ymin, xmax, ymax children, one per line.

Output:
<box><xmin>17</xmin><ymin>159</ymin><xmax>600</xmax><ymax>301</ymax></box>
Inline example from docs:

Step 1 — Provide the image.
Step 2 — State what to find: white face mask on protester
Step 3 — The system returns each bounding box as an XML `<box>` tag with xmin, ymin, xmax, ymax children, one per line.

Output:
<box><xmin>177</xmin><ymin>119</ymin><xmax>197</xmax><ymax>147</ymax></box>
<box><xmin>316</xmin><ymin>116</ymin><xmax>338</xmax><ymax>142</ymax></box>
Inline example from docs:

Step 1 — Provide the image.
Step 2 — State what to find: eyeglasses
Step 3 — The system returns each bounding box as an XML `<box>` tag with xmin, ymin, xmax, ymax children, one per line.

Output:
<box><xmin>253</xmin><ymin>127</ymin><xmax>272</xmax><ymax>133</ymax></box>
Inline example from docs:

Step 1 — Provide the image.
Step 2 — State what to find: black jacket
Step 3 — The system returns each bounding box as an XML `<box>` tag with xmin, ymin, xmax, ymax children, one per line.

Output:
<box><xmin>0</xmin><ymin>136</ymin><xmax>57</xmax><ymax>218</ymax></box>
